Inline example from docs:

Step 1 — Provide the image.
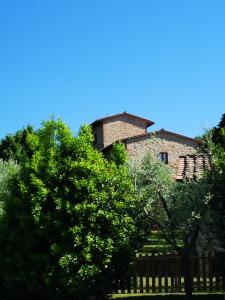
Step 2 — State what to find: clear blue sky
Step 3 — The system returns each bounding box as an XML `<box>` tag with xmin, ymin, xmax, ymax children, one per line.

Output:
<box><xmin>0</xmin><ymin>0</ymin><xmax>225</xmax><ymax>139</ymax></box>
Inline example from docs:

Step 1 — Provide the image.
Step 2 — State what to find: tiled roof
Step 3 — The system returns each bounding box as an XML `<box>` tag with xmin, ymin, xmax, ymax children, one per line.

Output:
<box><xmin>176</xmin><ymin>154</ymin><xmax>210</xmax><ymax>180</ymax></box>
<box><xmin>91</xmin><ymin>112</ymin><xmax>155</xmax><ymax>127</ymax></box>
<box><xmin>122</xmin><ymin>129</ymin><xmax>201</xmax><ymax>144</ymax></box>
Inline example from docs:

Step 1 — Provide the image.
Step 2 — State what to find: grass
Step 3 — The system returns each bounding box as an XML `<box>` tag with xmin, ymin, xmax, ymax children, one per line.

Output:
<box><xmin>111</xmin><ymin>293</ymin><xmax>225</xmax><ymax>299</ymax></box>
<box><xmin>142</xmin><ymin>231</ymin><xmax>170</xmax><ymax>252</ymax></box>
<box><xmin>139</xmin><ymin>230</ymin><xmax>179</xmax><ymax>255</ymax></box>
<box><xmin>115</xmin><ymin>276</ymin><xmax>224</xmax><ymax>293</ymax></box>
<box><xmin>113</xmin><ymin>231</ymin><xmax>225</xmax><ymax>299</ymax></box>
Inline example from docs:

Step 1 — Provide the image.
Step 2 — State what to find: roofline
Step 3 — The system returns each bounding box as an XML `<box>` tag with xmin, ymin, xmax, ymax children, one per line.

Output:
<box><xmin>157</xmin><ymin>129</ymin><xmax>202</xmax><ymax>144</ymax></box>
<box><xmin>101</xmin><ymin>129</ymin><xmax>200</xmax><ymax>151</ymax></box>
<box><xmin>122</xmin><ymin>132</ymin><xmax>153</xmax><ymax>142</ymax></box>
<box><xmin>91</xmin><ymin>112</ymin><xmax>155</xmax><ymax>128</ymax></box>
<box><xmin>119</xmin><ymin>129</ymin><xmax>200</xmax><ymax>144</ymax></box>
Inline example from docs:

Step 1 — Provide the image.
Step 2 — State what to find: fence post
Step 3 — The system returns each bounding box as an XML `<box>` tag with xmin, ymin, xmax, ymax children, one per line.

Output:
<box><xmin>152</xmin><ymin>253</ymin><xmax>156</xmax><ymax>293</ymax></box>
<box><xmin>145</xmin><ymin>254</ymin><xmax>150</xmax><ymax>293</ymax></box>
<box><xmin>182</xmin><ymin>249</ymin><xmax>193</xmax><ymax>299</ymax></box>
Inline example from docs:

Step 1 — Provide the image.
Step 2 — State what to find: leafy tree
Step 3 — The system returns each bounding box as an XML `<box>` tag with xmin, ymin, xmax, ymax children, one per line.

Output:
<box><xmin>130</xmin><ymin>153</ymin><xmax>212</xmax><ymax>299</ymax></box>
<box><xmin>0</xmin><ymin>159</ymin><xmax>20</xmax><ymax>217</ymax></box>
<box><xmin>208</xmin><ymin>114</ymin><xmax>225</xmax><ymax>251</ymax></box>
<box><xmin>212</xmin><ymin>113</ymin><xmax>225</xmax><ymax>147</ymax></box>
<box><xmin>0</xmin><ymin>125</ymin><xmax>35</xmax><ymax>162</ymax></box>
<box><xmin>0</xmin><ymin>119</ymin><xmax>145</xmax><ymax>300</ymax></box>
<box><xmin>195</xmin><ymin>115</ymin><xmax>225</xmax><ymax>289</ymax></box>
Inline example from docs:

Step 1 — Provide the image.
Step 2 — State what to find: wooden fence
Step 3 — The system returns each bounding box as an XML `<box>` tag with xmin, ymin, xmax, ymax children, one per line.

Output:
<box><xmin>115</xmin><ymin>253</ymin><xmax>225</xmax><ymax>295</ymax></box>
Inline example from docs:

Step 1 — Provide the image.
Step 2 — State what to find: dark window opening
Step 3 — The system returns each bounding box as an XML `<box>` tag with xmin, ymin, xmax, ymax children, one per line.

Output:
<box><xmin>159</xmin><ymin>152</ymin><xmax>168</xmax><ymax>164</ymax></box>
<box><xmin>94</xmin><ymin>133</ymin><xmax>97</xmax><ymax>144</ymax></box>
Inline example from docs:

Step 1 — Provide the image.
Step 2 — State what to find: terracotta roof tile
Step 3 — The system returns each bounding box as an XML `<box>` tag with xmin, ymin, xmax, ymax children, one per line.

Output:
<box><xmin>176</xmin><ymin>154</ymin><xmax>210</xmax><ymax>180</ymax></box>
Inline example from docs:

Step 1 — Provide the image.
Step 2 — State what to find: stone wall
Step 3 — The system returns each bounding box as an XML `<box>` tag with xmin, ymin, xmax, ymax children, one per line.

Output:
<box><xmin>126</xmin><ymin>131</ymin><xmax>198</xmax><ymax>173</ymax></box>
<box><xmin>103</xmin><ymin>115</ymin><xmax>147</xmax><ymax>148</ymax></box>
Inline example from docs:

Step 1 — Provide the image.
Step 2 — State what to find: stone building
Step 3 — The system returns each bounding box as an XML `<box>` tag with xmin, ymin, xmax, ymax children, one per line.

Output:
<box><xmin>91</xmin><ymin>112</ymin><xmax>207</xmax><ymax>179</ymax></box>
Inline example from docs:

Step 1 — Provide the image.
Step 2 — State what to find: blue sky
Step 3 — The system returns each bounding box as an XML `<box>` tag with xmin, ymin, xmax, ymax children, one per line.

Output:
<box><xmin>0</xmin><ymin>0</ymin><xmax>225</xmax><ymax>139</ymax></box>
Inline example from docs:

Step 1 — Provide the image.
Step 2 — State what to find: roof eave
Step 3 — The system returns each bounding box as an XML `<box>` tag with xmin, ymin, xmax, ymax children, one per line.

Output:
<box><xmin>91</xmin><ymin>112</ymin><xmax>155</xmax><ymax>127</ymax></box>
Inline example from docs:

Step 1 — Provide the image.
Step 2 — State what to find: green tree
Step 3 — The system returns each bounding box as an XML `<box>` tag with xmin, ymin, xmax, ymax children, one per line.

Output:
<box><xmin>0</xmin><ymin>119</ymin><xmax>145</xmax><ymax>300</ymax></box>
<box><xmin>195</xmin><ymin>115</ymin><xmax>225</xmax><ymax>288</ymax></box>
<box><xmin>130</xmin><ymin>153</ymin><xmax>212</xmax><ymax>299</ymax></box>
<box><xmin>0</xmin><ymin>159</ymin><xmax>20</xmax><ymax>217</ymax></box>
<box><xmin>212</xmin><ymin>113</ymin><xmax>225</xmax><ymax>147</ymax></box>
<box><xmin>208</xmin><ymin>114</ymin><xmax>225</xmax><ymax>251</ymax></box>
<box><xmin>0</xmin><ymin>125</ymin><xmax>35</xmax><ymax>162</ymax></box>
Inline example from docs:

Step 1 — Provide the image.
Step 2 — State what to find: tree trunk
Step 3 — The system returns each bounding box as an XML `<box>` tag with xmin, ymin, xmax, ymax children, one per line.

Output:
<box><xmin>182</xmin><ymin>248</ymin><xmax>193</xmax><ymax>300</ymax></box>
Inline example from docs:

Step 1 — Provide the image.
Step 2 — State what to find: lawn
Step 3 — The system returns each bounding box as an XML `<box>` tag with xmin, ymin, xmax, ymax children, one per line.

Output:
<box><xmin>111</xmin><ymin>293</ymin><xmax>225</xmax><ymax>299</ymax></box>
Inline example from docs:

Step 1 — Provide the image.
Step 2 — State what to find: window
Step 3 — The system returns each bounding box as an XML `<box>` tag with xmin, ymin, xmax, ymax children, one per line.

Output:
<box><xmin>159</xmin><ymin>152</ymin><xmax>168</xmax><ymax>164</ymax></box>
<box><xmin>94</xmin><ymin>133</ymin><xmax>97</xmax><ymax>144</ymax></box>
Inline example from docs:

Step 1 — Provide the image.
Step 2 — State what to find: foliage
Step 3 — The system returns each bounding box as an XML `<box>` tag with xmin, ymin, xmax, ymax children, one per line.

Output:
<box><xmin>212</xmin><ymin>113</ymin><xmax>225</xmax><ymax>147</ymax></box>
<box><xmin>0</xmin><ymin>125</ymin><xmax>35</xmax><ymax>162</ymax></box>
<box><xmin>207</xmin><ymin>114</ymin><xmax>225</xmax><ymax>251</ymax></box>
<box><xmin>0</xmin><ymin>119</ymin><xmax>145</xmax><ymax>300</ymax></box>
<box><xmin>130</xmin><ymin>153</ymin><xmax>213</xmax><ymax>299</ymax></box>
<box><xmin>130</xmin><ymin>153</ymin><xmax>212</xmax><ymax>254</ymax></box>
<box><xmin>0</xmin><ymin>159</ymin><xmax>20</xmax><ymax>217</ymax></box>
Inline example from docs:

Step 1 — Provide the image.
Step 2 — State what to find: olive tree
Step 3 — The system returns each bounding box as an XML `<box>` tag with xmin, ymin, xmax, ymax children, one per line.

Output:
<box><xmin>130</xmin><ymin>153</ymin><xmax>212</xmax><ymax>299</ymax></box>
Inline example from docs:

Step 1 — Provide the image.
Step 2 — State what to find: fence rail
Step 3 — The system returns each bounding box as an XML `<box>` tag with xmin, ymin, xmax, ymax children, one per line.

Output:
<box><xmin>115</xmin><ymin>253</ymin><xmax>225</xmax><ymax>295</ymax></box>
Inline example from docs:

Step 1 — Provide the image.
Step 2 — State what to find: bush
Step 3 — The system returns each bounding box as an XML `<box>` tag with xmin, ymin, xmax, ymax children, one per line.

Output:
<box><xmin>0</xmin><ymin>119</ymin><xmax>145</xmax><ymax>299</ymax></box>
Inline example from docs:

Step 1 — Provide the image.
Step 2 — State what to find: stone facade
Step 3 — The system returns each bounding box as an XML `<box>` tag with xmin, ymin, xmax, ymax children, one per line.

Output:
<box><xmin>125</xmin><ymin>130</ymin><xmax>198</xmax><ymax>173</ymax></box>
<box><xmin>103</xmin><ymin>116</ymin><xmax>147</xmax><ymax>148</ymax></box>
<box><xmin>92</xmin><ymin>112</ymin><xmax>154</xmax><ymax>149</ymax></box>
<box><xmin>92</xmin><ymin>112</ymin><xmax>200</xmax><ymax>176</ymax></box>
